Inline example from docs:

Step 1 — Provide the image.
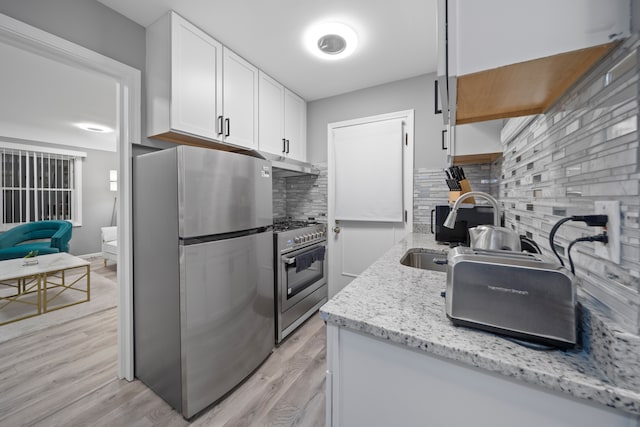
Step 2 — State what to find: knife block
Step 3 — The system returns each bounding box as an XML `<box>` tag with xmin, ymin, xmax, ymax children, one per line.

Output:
<box><xmin>448</xmin><ymin>179</ymin><xmax>475</xmax><ymax>204</ymax></box>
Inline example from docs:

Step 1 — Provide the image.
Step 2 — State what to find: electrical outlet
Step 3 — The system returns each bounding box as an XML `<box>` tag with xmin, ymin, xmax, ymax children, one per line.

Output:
<box><xmin>594</xmin><ymin>201</ymin><xmax>621</xmax><ymax>264</ymax></box>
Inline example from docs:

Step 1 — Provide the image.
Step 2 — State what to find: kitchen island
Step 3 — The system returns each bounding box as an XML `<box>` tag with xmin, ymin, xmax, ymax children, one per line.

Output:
<box><xmin>320</xmin><ymin>233</ymin><xmax>640</xmax><ymax>427</ymax></box>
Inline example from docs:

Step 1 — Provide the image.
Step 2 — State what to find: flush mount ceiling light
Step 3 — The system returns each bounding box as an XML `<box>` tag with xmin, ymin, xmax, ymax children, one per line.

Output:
<box><xmin>75</xmin><ymin>122</ymin><xmax>113</xmax><ymax>133</ymax></box>
<box><xmin>305</xmin><ymin>22</ymin><xmax>358</xmax><ymax>60</ymax></box>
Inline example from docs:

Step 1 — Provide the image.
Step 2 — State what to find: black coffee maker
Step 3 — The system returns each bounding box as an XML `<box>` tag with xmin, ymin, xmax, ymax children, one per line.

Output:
<box><xmin>430</xmin><ymin>205</ymin><xmax>496</xmax><ymax>245</ymax></box>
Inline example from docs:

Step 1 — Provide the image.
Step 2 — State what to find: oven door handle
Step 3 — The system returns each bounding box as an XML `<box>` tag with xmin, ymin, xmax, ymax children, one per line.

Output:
<box><xmin>282</xmin><ymin>256</ymin><xmax>296</xmax><ymax>265</ymax></box>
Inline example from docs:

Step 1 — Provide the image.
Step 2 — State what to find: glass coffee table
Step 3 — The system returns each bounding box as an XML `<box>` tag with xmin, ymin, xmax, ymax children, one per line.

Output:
<box><xmin>0</xmin><ymin>253</ymin><xmax>90</xmax><ymax>326</ymax></box>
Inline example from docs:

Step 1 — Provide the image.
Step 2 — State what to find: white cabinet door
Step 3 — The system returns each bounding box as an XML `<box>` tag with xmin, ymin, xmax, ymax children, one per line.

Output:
<box><xmin>258</xmin><ymin>71</ymin><xmax>286</xmax><ymax>156</ymax></box>
<box><xmin>222</xmin><ymin>48</ymin><xmax>259</xmax><ymax>150</ymax></box>
<box><xmin>284</xmin><ymin>89</ymin><xmax>306</xmax><ymax>162</ymax></box>
<box><xmin>147</xmin><ymin>11</ymin><xmax>223</xmax><ymax>140</ymax></box>
<box><xmin>258</xmin><ymin>74</ymin><xmax>307</xmax><ymax>161</ymax></box>
<box><xmin>171</xmin><ymin>14</ymin><xmax>222</xmax><ymax>139</ymax></box>
<box><xmin>327</xmin><ymin>325</ymin><xmax>640</xmax><ymax>427</ymax></box>
<box><xmin>452</xmin><ymin>0</ymin><xmax>630</xmax><ymax>76</ymax></box>
<box><xmin>438</xmin><ymin>0</ymin><xmax>630</xmax><ymax>126</ymax></box>
<box><xmin>452</xmin><ymin>119</ymin><xmax>502</xmax><ymax>157</ymax></box>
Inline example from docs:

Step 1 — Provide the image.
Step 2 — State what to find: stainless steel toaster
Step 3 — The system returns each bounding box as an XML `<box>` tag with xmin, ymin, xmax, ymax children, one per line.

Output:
<box><xmin>446</xmin><ymin>246</ymin><xmax>577</xmax><ymax>348</ymax></box>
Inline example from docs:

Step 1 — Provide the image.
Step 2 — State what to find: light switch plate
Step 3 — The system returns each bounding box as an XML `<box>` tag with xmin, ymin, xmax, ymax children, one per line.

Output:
<box><xmin>594</xmin><ymin>201</ymin><xmax>621</xmax><ymax>264</ymax></box>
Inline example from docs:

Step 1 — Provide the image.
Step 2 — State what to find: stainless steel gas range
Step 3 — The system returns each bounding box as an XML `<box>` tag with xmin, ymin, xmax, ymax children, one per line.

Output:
<box><xmin>273</xmin><ymin>219</ymin><xmax>328</xmax><ymax>343</ymax></box>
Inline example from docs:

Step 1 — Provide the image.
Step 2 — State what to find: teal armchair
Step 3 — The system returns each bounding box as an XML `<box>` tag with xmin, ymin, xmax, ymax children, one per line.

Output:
<box><xmin>0</xmin><ymin>220</ymin><xmax>73</xmax><ymax>260</ymax></box>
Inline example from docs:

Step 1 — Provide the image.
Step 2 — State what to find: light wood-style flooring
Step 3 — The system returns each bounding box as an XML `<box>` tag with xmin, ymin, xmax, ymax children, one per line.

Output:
<box><xmin>0</xmin><ymin>299</ymin><xmax>326</xmax><ymax>427</ymax></box>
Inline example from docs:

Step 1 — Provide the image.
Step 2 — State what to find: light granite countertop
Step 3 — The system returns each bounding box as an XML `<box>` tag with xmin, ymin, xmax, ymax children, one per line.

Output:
<box><xmin>319</xmin><ymin>233</ymin><xmax>640</xmax><ymax>416</ymax></box>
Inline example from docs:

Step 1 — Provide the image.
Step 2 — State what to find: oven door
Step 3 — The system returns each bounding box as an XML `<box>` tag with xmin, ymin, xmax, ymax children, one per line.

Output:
<box><xmin>280</xmin><ymin>243</ymin><xmax>327</xmax><ymax>311</ymax></box>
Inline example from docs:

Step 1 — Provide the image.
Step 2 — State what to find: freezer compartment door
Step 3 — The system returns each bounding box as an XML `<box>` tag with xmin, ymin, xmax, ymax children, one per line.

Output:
<box><xmin>177</xmin><ymin>146</ymin><xmax>273</xmax><ymax>238</ymax></box>
<box><xmin>180</xmin><ymin>231</ymin><xmax>274</xmax><ymax>418</ymax></box>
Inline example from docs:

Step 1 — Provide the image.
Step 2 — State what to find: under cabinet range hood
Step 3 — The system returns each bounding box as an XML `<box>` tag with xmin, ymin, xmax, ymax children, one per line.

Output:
<box><xmin>256</xmin><ymin>151</ymin><xmax>320</xmax><ymax>177</ymax></box>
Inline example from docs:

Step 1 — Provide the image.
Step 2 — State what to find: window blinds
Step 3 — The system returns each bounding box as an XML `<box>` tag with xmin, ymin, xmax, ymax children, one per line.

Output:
<box><xmin>333</xmin><ymin>118</ymin><xmax>403</xmax><ymax>222</ymax></box>
<box><xmin>1</xmin><ymin>148</ymin><xmax>76</xmax><ymax>225</ymax></box>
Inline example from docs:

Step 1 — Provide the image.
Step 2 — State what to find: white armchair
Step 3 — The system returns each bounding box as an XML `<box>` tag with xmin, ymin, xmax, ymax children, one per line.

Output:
<box><xmin>101</xmin><ymin>226</ymin><xmax>117</xmax><ymax>266</ymax></box>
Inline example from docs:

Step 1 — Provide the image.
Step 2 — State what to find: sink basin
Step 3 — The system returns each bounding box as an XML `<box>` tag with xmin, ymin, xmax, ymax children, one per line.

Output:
<box><xmin>400</xmin><ymin>248</ymin><xmax>448</xmax><ymax>272</ymax></box>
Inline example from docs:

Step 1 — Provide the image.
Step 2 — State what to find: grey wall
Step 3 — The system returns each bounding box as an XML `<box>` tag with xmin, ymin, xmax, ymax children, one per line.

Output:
<box><xmin>0</xmin><ymin>0</ymin><xmax>173</xmax><ymax>151</ymax></box>
<box><xmin>0</xmin><ymin>0</ymin><xmax>145</xmax><ymax>70</ymax></box>
<box><xmin>75</xmin><ymin>147</ymin><xmax>118</xmax><ymax>255</ymax></box>
<box><xmin>307</xmin><ymin>73</ymin><xmax>448</xmax><ymax>169</ymax></box>
<box><xmin>500</xmin><ymin>36</ymin><xmax>640</xmax><ymax>334</ymax></box>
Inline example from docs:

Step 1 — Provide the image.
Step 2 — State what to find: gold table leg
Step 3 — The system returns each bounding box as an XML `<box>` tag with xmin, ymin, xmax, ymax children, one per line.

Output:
<box><xmin>42</xmin><ymin>265</ymin><xmax>91</xmax><ymax>313</ymax></box>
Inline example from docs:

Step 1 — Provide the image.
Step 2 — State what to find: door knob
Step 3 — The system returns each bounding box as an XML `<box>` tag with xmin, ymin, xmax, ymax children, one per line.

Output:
<box><xmin>333</xmin><ymin>225</ymin><xmax>341</xmax><ymax>234</ymax></box>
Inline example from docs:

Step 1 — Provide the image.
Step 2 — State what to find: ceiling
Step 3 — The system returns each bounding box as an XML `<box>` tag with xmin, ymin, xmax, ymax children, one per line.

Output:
<box><xmin>0</xmin><ymin>41</ymin><xmax>117</xmax><ymax>152</ymax></box>
<box><xmin>97</xmin><ymin>0</ymin><xmax>438</xmax><ymax>101</ymax></box>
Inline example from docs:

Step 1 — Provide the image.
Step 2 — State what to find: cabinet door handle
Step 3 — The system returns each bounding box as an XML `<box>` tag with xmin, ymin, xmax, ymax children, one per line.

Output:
<box><xmin>217</xmin><ymin>116</ymin><xmax>224</xmax><ymax>135</ymax></box>
<box><xmin>286</xmin><ymin>139</ymin><xmax>290</xmax><ymax>154</ymax></box>
<box><xmin>441</xmin><ymin>129</ymin><xmax>448</xmax><ymax>150</ymax></box>
<box><xmin>430</xmin><ymin>209</ymin><xmax>435</xmax><ymax>234</ymax></box>
<box><xmin>224</xmin><ymin>118</ymin><xmax>230</xmax><ymax>137</ymax></box>
<box><xmin>434</xmin><ymin>80</ymin><xmax>442</xmax><ymax>114</ymax></box>
<box><xmin>282</xmin><ymin>138</ymin><xmax>286</xmax><ymax>153</ymax></box>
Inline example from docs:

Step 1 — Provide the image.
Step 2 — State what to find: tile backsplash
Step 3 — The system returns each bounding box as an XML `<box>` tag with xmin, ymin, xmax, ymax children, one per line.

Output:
<box><xmin>272</xmin><ymin>163</ymin><xmax>328</xmax><ymax>222</ymax></box>
<box><xmin>500</xmin><ymin>36</ymin><xmax>640</xmax><ymax>334</ymax></box>
<box><xmin>413</xmin><ymin>163</ymin><xmax>500</xmax><ymax>233</ymax></box>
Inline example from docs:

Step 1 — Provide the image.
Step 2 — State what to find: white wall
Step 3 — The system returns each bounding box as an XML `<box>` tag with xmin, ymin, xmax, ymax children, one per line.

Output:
<box><xmin>307</xmin><ymin>73</ymin><xmax>447</xmax><ymax>169</ymax></box>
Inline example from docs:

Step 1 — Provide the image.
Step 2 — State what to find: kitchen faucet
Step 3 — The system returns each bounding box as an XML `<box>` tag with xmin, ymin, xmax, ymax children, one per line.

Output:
<box><xmin>443</xmin><ymin>191</ymin><xmax>501</xmax><ymax>229</ymax></box>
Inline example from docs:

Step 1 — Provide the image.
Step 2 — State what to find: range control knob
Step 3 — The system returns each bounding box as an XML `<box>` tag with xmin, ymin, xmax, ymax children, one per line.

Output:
<box><xmin>294</xmin><ymin>237</ymin><xmax>301</xmax><ymax>244</ymax></box>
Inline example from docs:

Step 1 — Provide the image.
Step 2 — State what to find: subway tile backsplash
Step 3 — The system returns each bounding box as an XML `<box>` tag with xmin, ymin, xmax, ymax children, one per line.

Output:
<box><xmin>501</xmin><ymin>35</ymin><xmax>640</xmax><ymax>334</ymax></box>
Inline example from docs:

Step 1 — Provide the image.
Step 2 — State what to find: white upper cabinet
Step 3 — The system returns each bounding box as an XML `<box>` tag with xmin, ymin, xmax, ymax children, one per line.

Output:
<box><xmin>222</xmin><ymin>48</ymin><xmax>259</xmax><ymax>150</ymax></box>
<box><xmin>450</xmin><ymin>0</ymin><xmax>629</xmax><ymax>77</ymax></box>
<box><xmin>283</xmin><ymin>89</ymin><xmax>307</xmax><ymax>162</ymax></box>
<box><xmin>438</xmin><ymin>0</ymin><xmax>631</xmax><ymax>125</ymax></box>
<box><xmin>258</xmin><ymin>71</ymin><xmax>307</xmax><ymax>162</ymax></box>
<box><xmin>147</xmin><ymin>11</ymin><xmax>223</xmax><ymax>141</ymax></box>
<box><xmin>146</xmin><ymin>11</ymin><xmax>258</xmax><ymax>150</ymax></box>
<box><xmin>258</xmin><ymin>72</ymin><xmax>286</xmax><ymax>156</ymax></box>
<box><xmin>450</xmin><ymin>119</ymin><xmax>503</xmax><ymax>164</ymax></box>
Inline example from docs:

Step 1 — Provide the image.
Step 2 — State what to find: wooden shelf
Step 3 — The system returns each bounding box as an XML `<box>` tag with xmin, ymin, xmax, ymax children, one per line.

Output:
<box><xmin>455</xmin><ymin>42</ymin><xmax>617</xmax><ymax>125</ymax></box>
<box><xmin>453</xmin><ymin>152</ymin><xmax>502</xmax><ymax>166</ymax></box>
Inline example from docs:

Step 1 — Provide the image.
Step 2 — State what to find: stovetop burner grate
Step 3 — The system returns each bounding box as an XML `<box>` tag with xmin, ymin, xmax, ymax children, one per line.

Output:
<box><xmin>273</xmin><ymin>218</ymin><xmax>317</xmax><ymax>232</ymax></box>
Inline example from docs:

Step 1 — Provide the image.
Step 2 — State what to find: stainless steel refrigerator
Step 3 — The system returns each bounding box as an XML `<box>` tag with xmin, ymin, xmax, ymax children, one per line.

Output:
<box><xmin>133</xmin><ymin>146</ymin><xmax>274</xmax><ymax>419</ymax></box>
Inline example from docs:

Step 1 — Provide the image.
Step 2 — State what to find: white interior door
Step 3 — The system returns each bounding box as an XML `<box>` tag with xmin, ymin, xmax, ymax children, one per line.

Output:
<box><xmin>328</xmin><ymin>110</ymin><xmax>414</xmax><ymax>297</ymax></box>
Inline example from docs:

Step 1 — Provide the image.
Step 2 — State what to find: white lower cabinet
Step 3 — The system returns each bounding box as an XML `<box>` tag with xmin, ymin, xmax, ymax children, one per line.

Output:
<box><xmin>325</xmin><ymin>324</ymin><xmax>639</xmax><ymax>427</ymax></box>
<box><xmin>258</xmin><ymin>71</ymin><xmax>307</xmax><ymax>161</ymax></box>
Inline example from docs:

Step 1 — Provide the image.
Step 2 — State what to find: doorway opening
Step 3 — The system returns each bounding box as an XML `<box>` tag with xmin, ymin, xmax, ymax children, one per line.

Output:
<box><xmin>0</xmin><ymin>12</ymin><xmax>140</xmax><ymax>380</ymax></box>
